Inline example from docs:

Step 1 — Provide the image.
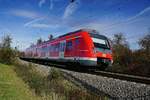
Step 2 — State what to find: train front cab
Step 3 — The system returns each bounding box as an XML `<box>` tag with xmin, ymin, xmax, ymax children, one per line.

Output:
<box><xmin>65</xmin><ymin>31</ymin><xmax>113</xmax><ymax>69</ymax></box>
<box><xmin>90</xmin><ymin>33</ymin><xmax>113</xmax><ymax>68</ymax></box>
<box><xmin>78</xmin><ymin>31</ymin><xmax>113</xmax><ymax>69</ymax></box>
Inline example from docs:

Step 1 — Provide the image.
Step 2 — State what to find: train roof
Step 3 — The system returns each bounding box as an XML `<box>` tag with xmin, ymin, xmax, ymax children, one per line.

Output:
<box><xmin>58</xmin><ymin>29</ymin><xmax>107</xmax><ymax>39</ymax></box>
<box><xmin>30</xmin><ymin>29</ymin><xmax>108</xmax><ymax>48</ymax></box>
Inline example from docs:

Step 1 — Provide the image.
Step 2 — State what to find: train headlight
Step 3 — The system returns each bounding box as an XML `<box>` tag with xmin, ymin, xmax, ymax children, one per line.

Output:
<box><xmin>102</xmin><ymin>53</ymin><xmax>106</xmax><ymax>57</ymax></box>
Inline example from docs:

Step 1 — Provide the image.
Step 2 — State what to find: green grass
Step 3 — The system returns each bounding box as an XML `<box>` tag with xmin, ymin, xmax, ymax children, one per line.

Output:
<box><xmin>0</xmin><ymin>63</ymin><xmax>39</xmax><ymax>100</ymax></box>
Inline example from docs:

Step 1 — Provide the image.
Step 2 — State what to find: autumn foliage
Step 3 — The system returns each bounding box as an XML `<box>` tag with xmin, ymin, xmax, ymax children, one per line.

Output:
<box><xmin>111</xmin><ymin>33</ymin><xmax>150</xmax><ymax>76</ymax></box>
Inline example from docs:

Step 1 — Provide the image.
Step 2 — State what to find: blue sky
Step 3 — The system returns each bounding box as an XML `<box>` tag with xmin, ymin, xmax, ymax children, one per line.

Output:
<box><xmin>0</xmin><ymin>0</ymin><xmax>150</xmax><ymax>50</ymax></box>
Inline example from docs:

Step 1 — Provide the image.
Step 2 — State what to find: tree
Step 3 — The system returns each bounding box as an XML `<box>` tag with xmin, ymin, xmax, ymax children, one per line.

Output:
<box><xmin>113</xmin><ymin>33</ymin><xmax>128</xmax><ymax>47</ymax></box>
<box><xmin>112</xmin><ymin>33</ymin><xmax>132</xmax><ymax>69</ymax></box>
<box><xmin>138</xmin><ymin>34</ymin><xmax>150</xmax><ymax>54</ymax></box>
<box><xmin>48</xmin><ymin>34</ymin><xmax>53</xmax><ymax>41</ymax></box>
<box><xmin>0</xmin><ymin>35</ymin><xmax>15</xmax><ymax>64</ymax></box>
<box><xmin>130</xmin><ymin>34</ymin><xmax>150</xmax><ymax>76</ymax></box>
<box><xmin>37</xmin><ymin>38</ymin><xmax>42</xmax><ymax>44</ymax></box>
<box><xmin>1</xmin><ymin>35</ymin><xmax>12</xmax><ymax>48</ymax></box>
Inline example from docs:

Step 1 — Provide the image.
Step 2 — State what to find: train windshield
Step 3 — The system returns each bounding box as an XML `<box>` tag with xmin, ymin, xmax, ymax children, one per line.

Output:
<box><xmin>92</xmin><ymin>38</ymin><xmax>110</xmax><ymax>49</ymax></box>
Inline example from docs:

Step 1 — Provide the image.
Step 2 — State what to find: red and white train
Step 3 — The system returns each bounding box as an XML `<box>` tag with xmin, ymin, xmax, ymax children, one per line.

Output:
<box><xmin>24</xmin><ymin>29</ymin><xmax>113</xmax><ymax>69</ymax></box>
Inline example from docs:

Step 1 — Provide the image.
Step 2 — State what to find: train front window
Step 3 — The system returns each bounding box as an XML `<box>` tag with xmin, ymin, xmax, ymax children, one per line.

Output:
<box><xmin>92</xmin><ymin>38</ymin><xmax>106</xmax><ymax>45</ymax></box>
<box><xmin>92</xmin><ymin>38</ymin><xmax>110</xmax><ymax>49</ymax></box>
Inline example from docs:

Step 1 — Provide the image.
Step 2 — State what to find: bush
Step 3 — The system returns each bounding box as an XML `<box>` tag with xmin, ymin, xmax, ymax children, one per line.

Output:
<box><xmin>0</xmin><ymin>35</ymin><xmax>16</xmax><ymax>64</ymax></box>
<box><xmin>127</xmin><ymin>50</ymin><xmax>150</xmax><ymax>76</ymax></box>
<box><xmin>0</xmin><ymin>48</ymin><xmax>15</xmax><ymax>64</ymax></box>
<box><xmin>111</xmin><ymin>33</ymin><xmax>132</xmax><ymax>72</ymax></box>
<box><xmin>14</xmin><ymin>62</ymin><xmax>65</xmax><ymax>96</ymax></box>
<box><xmin>113</xmin><ymin>45</ymin><xmax>132</xmax><ymax>66</ymax></box>
<box><xmin>47</xmin><ymin>68</ymin><xmax>62</xmax><ymax>80</ymax></box>
<box><xmin>14</xmin><ymin>62</ymin><xmax>45</xmax><ymax>95</ymax></box>
<box><xmin>14</xmin><ymin>62</ymin><xmax>105</xmax><ymax>99</ymax></box>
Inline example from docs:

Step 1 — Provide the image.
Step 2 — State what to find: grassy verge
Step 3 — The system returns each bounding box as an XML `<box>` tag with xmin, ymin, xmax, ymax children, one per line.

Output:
<box><xmin>0</xmin><ymin>63</ymin><xmax>39</xmax><ymax>100</ymax></box>
<box><xmin>13</xmin><ymin>61</ymin><xmax>107</xmax><ymax>100</ymax></box>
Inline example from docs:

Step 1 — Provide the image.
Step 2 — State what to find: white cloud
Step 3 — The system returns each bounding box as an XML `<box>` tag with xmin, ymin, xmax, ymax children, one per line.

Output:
<box><xmin>126</xmin><ymin>6</ymin><xmax>150</xmax><ymax>22</ymax></box>
<box><xmin>27</xmin><ymin>23</ymin><xmax>59</xmax><ymax>28</ymax></box>
<box><xmin>24</xmin><ymin>18</ymin><xmax>60</xmax><ymax>28</ymax></box>
<box><xmin>11</xmin><ymin>9</ymin><xmax>40</xmax><ymax>19</ymax></box>
<box><xmin>50</xmin><ymin>0</ymin><xmax>54</xmax><ymax>10</ymax></box>
<box><xmin>101</xmin><ymin>6</ymin><xmax>150</xmax><ymax>31</ymax></box>
<box><xmin>39</xmin><ymin>0</ymin><xmax>46</xmax><ymax>7</ymax></box>
<box><xmin>39</xmin><ymin>0</ymin><xmax>54</xmax><ymax>10</ymax></box>
<box><xmin>29</xmin><ymin>23</ymin><xmax>50</xmax><ymax>28</ymax></box>
<box><xmin>24</xmin><ymin>18</ymin><xmax>44</xmax><ymax>27</ymax></box>
<box><xmin>63</xmin><ymin>0</ymin><xmax>81</xmax><ymax>19</ymax></box>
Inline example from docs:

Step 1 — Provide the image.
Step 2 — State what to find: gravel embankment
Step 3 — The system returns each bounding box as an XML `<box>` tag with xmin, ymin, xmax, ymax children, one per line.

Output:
<box><xmin>20</xmin><ymin>60</ymin><xmax>150</xmax><ymax>99</ymax></box>
<box><xmin>61</xmin><ymin>69</ymin><xmax>150</xmax><ymax>99</ymax></box>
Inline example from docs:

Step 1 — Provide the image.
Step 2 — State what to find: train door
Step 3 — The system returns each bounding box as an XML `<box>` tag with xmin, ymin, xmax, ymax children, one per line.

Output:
<box><xmin>45</xmin><ymin>46</ymin><xmax>49</xmax><ymax>58</ymax></box>
<box><xmin>74</xmin><ymin>38</ymin><xmax>80</xmax><ymax>58</ymax></box>
<box><xmin>59</xmin><ymin>41</ymin><xmax>66</xmax><ymax>59</ymax></box>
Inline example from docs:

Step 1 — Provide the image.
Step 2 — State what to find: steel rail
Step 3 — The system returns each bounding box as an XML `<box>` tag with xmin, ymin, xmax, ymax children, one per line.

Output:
<box><xmin>92</xmin><ymin>71</ymin><xmax>150</xmax><ymax>84</ymax></box>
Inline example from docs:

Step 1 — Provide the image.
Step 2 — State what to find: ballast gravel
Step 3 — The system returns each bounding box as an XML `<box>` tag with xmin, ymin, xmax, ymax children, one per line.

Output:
<box><xmin>61</xmin><ymin>69</ymin><xmax>150</xmax><ymax>99</ymax></box>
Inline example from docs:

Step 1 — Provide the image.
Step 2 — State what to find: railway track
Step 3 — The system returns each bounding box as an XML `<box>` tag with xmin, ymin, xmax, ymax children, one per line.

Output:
<box><xmin>61</xmin><ymin>68</ymin><xmax>150</xmax><ymax>99</ymax></box>
<box><xmin>21</xmin><ymin>57</ymin><xmax>150</xmax><ymax>85</ymax></box>
<box><xmin>61</xmin><ymin>66</ymin><xmax>150</xmax><ymax>85</ymax></box>
<box><xmin>90</xmin><ymin>71</ymin><xmax>150</xmax><ymax>85</ymax></box>
<box><xmin>55</xmin><ymin>64</ymin><xmax>150</xmax><ymax>85</ymax></box>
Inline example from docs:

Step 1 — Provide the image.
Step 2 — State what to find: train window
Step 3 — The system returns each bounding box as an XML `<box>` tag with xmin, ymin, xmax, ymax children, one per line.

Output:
<box><xmin>92</xmin><ymin>38</ymin><xmax>110</xmax><ymax>49</ymax></box>
<box><xmin>46</xmin><ymin>47</ymin><xmax>49</xmax><ymax>52</ymax></box>
<box><xmin>43</xmin><ymin>47</ymin><xmax>47</xmax><ymax>52</ymax></box>
<box><xmin>56</xmin><ymin>43</ymin><xmax>60</xmax><ymax>52</ymax></box>
<box><xmin>50</xmin><ymin>45</ymin><xmax>54</xmax><ymax>52</ymax></box>
<box><xmin>60</xmin><ymin>42</ymin><xmax>66</xmax><ymax>52</ymax></box>
<box><xmin>60</xmin><ymin>43</ymin><xmax>63</xmax><ymax>51</ymax></box>
<box><xmin>62</xmin><ymin>42</ymin><xmax>66</xmax><ymax>51</ymax></box>
<box><xmin>66</xmin><ymin>41</ymin><xmax>72</xmax><ymax>50</ymax></box>
<box><xmin>48</xmin><ymin>46</ymin><xmax>51</xmax><ymax>52</ymax></box>
<box><xmin>59</xmin><ymin>43</ymin><xmax>62</xmax><ymax>51</ymax></box>
<box><xmin>54</xmin><ymin>45</ymin><xmax>56</xmax><ymax>52</ymax></box>
<box><xmin>56</xmin><ymin>44</ymin><xmax>58</xmax><ymax>52</ymax></box>
<box><xmin>75</xmin><ymin>38</ymin><xmax>80</xmax><ymax>45</ymax></box>
<box><xmin>52</xmin><ymin>45</ymin><xmax>54</xmax><ymax>52</ymax></box>
<box><xmin>92</xmin><ymin>38</ymin><xmax>106</xmax><ymax>45</ymax></box>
